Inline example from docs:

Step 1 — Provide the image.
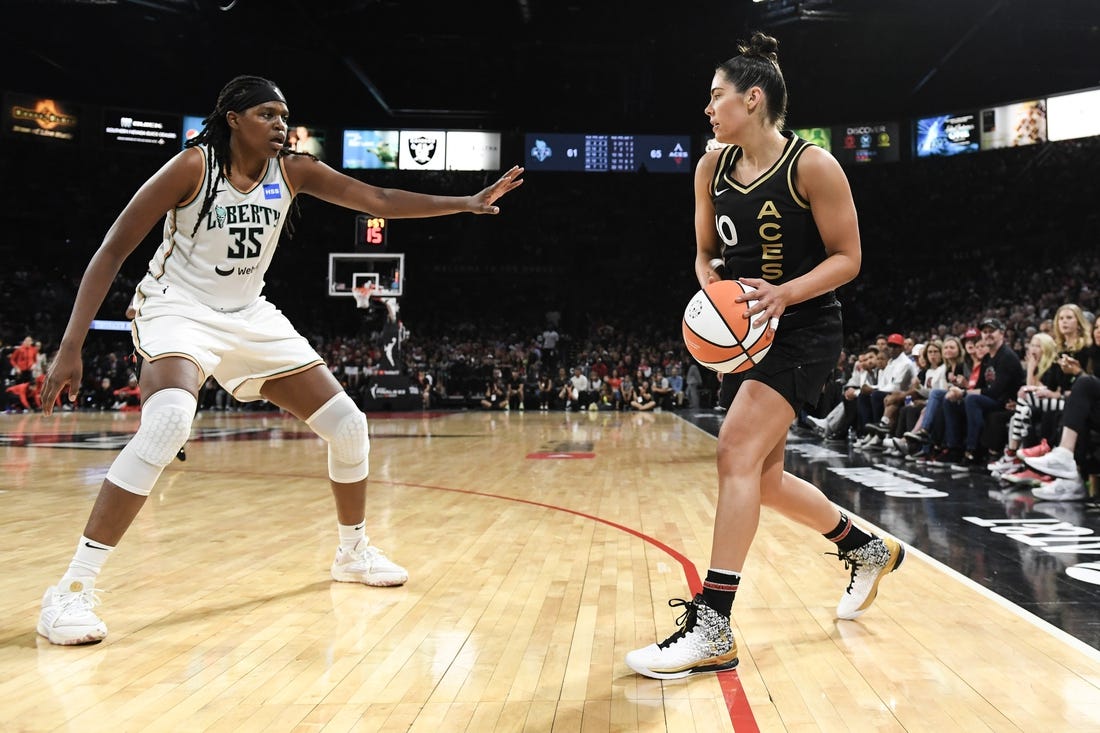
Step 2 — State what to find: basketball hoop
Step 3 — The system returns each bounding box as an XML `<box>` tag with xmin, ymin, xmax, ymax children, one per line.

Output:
<box><xmin>352</xmin><ymin>284</ymin><xmax>376</xmax><ymax>309</ymax></box>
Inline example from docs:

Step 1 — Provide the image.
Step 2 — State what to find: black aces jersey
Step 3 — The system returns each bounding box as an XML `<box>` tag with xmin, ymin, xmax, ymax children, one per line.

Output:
<box><xmin>710</xmin><ymin>131</ymin><xmax>837</xmax><ymax>311</ymax></box>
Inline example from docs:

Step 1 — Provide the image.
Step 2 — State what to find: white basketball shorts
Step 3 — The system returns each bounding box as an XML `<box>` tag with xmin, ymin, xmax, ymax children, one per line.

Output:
<box><xmin>130</xmin><ymin>277</ymin><xmax>325</xmax><ymax>402</ymax></box>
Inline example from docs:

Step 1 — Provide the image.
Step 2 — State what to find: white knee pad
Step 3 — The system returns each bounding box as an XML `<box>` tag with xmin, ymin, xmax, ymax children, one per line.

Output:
<box><xmin>306</xmin><ymin>392</ymin><xmax>370</xmax><ymax>483</ymax></box>
<box><xmin>107</xmin><ymin>388</ymin><xmax>196</xmax><ymax>496</ymax></box>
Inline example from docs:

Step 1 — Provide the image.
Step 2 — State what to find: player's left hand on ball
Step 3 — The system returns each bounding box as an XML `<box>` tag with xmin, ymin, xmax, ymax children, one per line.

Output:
<box><xmin>735</xmin><ymin>277</ymin><xmax>788</xmax><ymax>332</ymax></box>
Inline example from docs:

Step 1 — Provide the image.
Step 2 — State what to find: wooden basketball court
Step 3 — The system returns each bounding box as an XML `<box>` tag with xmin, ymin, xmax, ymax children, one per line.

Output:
<box><xmin>2</xmin><ymin>408</ymin><xmax>1100</xmax><ymax>732</ymax></box>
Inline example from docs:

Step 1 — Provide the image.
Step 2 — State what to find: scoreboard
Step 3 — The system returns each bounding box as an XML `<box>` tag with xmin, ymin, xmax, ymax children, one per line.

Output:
<box><xmin>524</xmin><ymin>132</ymin><xmax>692</xmax><ymax>172</ymax></box>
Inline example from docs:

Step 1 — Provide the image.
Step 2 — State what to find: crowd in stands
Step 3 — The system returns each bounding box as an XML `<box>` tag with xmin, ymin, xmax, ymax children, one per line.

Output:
<box><xmin>803</xmin><ymin>305</ymin><xmax>1100</xmax><ymax>502</ymax></box>
<box><xmin>3</xmin><ymin>131</ymin><xmax>1100</xmax><ymax>500</ymax></box>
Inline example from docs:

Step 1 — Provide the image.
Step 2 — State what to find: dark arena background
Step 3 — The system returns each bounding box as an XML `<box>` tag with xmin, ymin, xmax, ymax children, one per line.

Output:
<box><xmin>3</xmin><ymin>2</ymin><xmax>1100</xmax><ymax>732</ymax></box>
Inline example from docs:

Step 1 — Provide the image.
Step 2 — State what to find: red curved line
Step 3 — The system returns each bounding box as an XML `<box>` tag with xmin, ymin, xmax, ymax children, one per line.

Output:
<box><xmin>174</xmin><ymin>463</ymin><xmax>758</xmax><ymax>730</ymax></box>
<box><xmin>383</xmin><ymin>478</ymin><xmax>760</xmax><ymax>732</ymax></box>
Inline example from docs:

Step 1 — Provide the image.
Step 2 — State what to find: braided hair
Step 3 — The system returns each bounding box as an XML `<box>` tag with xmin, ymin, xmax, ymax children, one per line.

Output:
<box><xmin>184</xmin><ymin>75</ymin><xmax>314</xmax><ymax>238</ymax></box>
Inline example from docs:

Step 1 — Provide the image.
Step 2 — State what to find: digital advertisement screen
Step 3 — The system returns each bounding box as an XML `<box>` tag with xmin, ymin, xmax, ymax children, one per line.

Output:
<box><xmin>445</xmin><ymin>130</ymin><xmax>501</xmax><ymax>171</ymax></box>
<box><xmin>980</xmin><ymin>100</ymin><xmax>1046</xmax><ymax>150</ymax></box>
<box><xmin>914</xmin><ymin>112</ymin><xmax>980</xmax><ymax>157</ymax></box>
<box><xmin>103</xmin><ymin>108</ymin><xmax>179</xmax><ymax>149</ymax></box>
<box><xmin>1047</xmin><ymin>88</ymin><xmax>1100</xmax><ymax>142</ymax></box>
<box><xmin>181</xmin><ymin>115</ymin><xmax>205</xmax><ymax>148</ymax></box>
<box><xmin>399</xmin><ymin>130</ymin><xmax>447</xmax><ymax>170</ymax></box>
<box><xmin>791</xmin><ymin>127</ymin><xmax>832</xmax><ymax>152</ymax></box>
<box><xmin>342</xmin><ymin>129</ymin><xmax>399</xmax><ymax>169</ymax></box>
<box><xmin>831</xmin><ymin>122</ymin><xmax>900</xmax><ymax>164</ymax></box>
<box><xmin>3</xmin><ymin>93</ymin><xmax>80</xmax><ymax>141</ymax></box>
<box><xmin>288</xmin><ymin>124</ymin><xmax>326</xmax><ymax>160</ymax></box>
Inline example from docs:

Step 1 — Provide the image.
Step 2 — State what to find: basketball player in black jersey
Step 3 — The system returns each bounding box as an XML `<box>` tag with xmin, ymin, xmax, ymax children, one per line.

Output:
<box><xmin>626</xmin><ymin>33</ymin><xmax>904</xmax><ymax>679</ymax></box>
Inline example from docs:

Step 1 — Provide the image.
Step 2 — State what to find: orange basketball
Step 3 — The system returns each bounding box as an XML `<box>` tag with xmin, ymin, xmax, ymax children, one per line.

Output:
<box><xmin>682</xmin><ymin>280</ymin><xmax>775</xmax><ymax>373</ymax></box>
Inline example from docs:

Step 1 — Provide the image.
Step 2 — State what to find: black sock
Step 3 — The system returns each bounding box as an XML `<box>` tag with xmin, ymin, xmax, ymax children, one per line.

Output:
<box><xmin>701</xmin><ymin>569</ymin><xmax>740</xmax><ymax>617</ymax></box>
<box><xmin>824</xmin><ymin>511</ymin><xmax>873</xmax><ymax>553</ymax></box>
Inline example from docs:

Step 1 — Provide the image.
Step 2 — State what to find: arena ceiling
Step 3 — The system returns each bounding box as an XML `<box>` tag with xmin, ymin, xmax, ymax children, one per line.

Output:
<box><xmin>3</xmin><ymin>0</ymin><xmax>1098</xmax><ymax>134</ymax></box>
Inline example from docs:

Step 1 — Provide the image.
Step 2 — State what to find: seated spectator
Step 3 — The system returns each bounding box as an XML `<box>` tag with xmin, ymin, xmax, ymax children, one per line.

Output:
<box><xmin>619</xmin><ymin>376</ymin><xmax>638</xmax><ymax>411</ymax></box>
<box><xmin>416</xmin><ymin>369</ymin><xmax>435</xmax><ymax>409</ymax></box>
<box><xmin>650</xmin><ymin>368</ymin><xmax>673</xmax><ymax>410</ymax></box>
<box><xmin>113</xmin><ymin>374</ymin><xmax>142</xmax><ymax>412</ymax></box>
<box><xmin>84</xmin><ymin>377</ymin><xmax>116</xmax><ymax>411</ymax></box>
<box><xmin>856</xmin><ymin>334</ymin><xmax>916</xmax><ymax>449</ymax></box>
<box><xmin>808</xmin><ymin>346</ymin><xmax>877</xmax><ymax>441</ymax></box>
<box><xmin>942</xmin><ymin>318</ymin><xmax>1024</xmax><ymax>468</ymax></box>
<box><xmin>8</xmin><ymin>336</ymin><xmax>38</xmax><ymax>383</ymax></box>
<box><xmin>911</xmin><ymin>331</ymin><xmax>983</xmax><ymax>463</ymax></box>
<box><xmin>630</xmin><ymin>379</ymin><xmax>658</xmax><ymax>411</ymax></box>
<box><xmin>988</xmin><ymin>332</ymin><xmax>1067</xmax><ymax>476</ymax></box>
<box><xmin>584</xmin><ymin>369</ymin><xmax>604</xmax><ymax>410</ymax></box>
<box><xmin>666</xmin><ymin>365</ymin><xmax>685</xmax><ymax>409</ymax></box>
<box><xmin>853</xmin><ymin>345</ymin><xmax>887</xmax><ymax>438</ymax></box>
<box><xmin>1021</xmin><ymin>373</ymin><xmax>1100</xmax><ymax>501</ymax></box>
<box><xmin>595</xmin><ymin>381</ymin><xmax>617</xmax><ymax>411</ymax></box>
<box><xmin>883</xmin><ymin>341</ymin><xmax>939</xmax><ymax>456</ymax></box>
<box><xmin>1053</xmin><ymin>303</ymin><xmax>1094</xmax><ymax>365</ymax></box>
<box><xmin>5</xmin><ymin>378</ymin><xmax>40</xmax><ymax>412</ymax></box>
<box><xmin>536</xmin><ymin>372</ymin><xmax>555</xmax><ymax>410</ymax></box>
<box><xmin>479</xmin><ymin>378</ymin><xmax>506</xmax><ymax>410</ymax></box>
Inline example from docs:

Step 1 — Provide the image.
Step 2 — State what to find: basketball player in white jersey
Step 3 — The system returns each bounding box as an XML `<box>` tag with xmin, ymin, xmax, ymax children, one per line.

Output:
<box><xmin>36</xmin><ymin>75</ymin><xmax>524</xmax><ymax>645</ymax></box>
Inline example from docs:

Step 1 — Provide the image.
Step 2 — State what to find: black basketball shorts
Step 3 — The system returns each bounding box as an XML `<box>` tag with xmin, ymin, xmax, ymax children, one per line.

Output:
<box><xmin>717</xmin><ymin>303</ymin><xmax>843</xmax><ymax>415</ymax></box>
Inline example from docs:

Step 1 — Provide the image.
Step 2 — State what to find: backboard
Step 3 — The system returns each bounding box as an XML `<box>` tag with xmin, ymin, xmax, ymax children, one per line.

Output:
<box><xmin>328</xmin><ymin>253</ymin><xmax>404</xmax><ymax>298</ymax></box>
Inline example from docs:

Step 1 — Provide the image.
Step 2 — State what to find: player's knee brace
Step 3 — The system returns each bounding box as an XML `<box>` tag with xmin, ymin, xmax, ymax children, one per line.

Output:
<box><xmin>305</xmin><ymin>392</ymin><xmax>370</xmax><ymax>483</ymax></box>
<box><xmin>106</xmin><ymin>388</ymin><xmax>196</xmax><ymax>496</ymax></box>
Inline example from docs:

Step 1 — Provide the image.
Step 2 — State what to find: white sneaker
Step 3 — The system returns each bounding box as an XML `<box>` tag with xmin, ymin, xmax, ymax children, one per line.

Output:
<box><xmin>1031</xmin><ymin>476</ymin><xmax>1087</xmax><ymax>501</ymax></box>
<box><xmin>882</xmin><ymin>437</ymin><xmax>908</xmax><ymax>456</ymax></box>
<box><xmin>1022</xmin><ymin>446</ymin><xmax>1079</xmax><ymax>479</ymax></box>
<box><xmin>834</xmin><ymin>537</ymin><xmax>905</xmax><ymax>620</ymax></box>
<box><xmin>625</xmin><ymin>595</ymin><xmax>738</xmax><ymax>679</ymax></box>
<box><xmin>331</xmin><ymin>539</ymin><xmax>408</xmax><ymax>586</ymax></box>
<box><xmin>37</xmin><ymin>580</ymin><xmax>108</xmax><ymax>645</ymax></box>
<box><xmin>805</xmin><ymin>415</ymin><xmax>829</xmax><ymax>436</ymax></box>
<box><xmin>987</xmin><ymin>453</ymin><xmax>1021</xmax><ymax>476</ymax></box>
<box><xmin>854</xmin><ymin>433</ymin><xmax>875</xmax><ymax>448</ymax></box>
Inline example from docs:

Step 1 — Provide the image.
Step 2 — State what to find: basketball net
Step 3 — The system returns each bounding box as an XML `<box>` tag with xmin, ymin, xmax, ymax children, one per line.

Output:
<box><xmin>352</xmin><ymin>283</ymin><xmax>377</xmax><ymax>309</ymax></box>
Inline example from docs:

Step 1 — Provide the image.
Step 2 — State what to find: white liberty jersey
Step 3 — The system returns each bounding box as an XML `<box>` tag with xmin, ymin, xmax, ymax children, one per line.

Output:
<box><xmin>145</xmin><ymin>144</ymin><xmax>294</xmax><ymax>312</ymax></box>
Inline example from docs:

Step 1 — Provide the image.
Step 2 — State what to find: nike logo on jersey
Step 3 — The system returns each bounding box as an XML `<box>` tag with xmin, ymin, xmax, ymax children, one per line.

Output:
<box><xmin>215</xmin><ymin>265</ymin><xmax>234</xmax><ymax>277</ymax></box>
<box><xmin>84</xmin><ymin>541</ymin><xmax>111</xmax><ymax>551</ymax></box>
<box><xmin>715</xmin><ymin>187</ymin><xmax>730</xmax><ymax>196</ymax></box>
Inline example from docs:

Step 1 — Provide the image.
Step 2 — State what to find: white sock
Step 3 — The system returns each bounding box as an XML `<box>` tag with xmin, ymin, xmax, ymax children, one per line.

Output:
<box><xmin>338</xmin><ymin>521</ymin><xmax>367</xmax><ymax>553</ymax></box>
<box><xmin>59</xmin><ymin>535</ymin><xmax>114</xmax><ymax>589</ymax></box>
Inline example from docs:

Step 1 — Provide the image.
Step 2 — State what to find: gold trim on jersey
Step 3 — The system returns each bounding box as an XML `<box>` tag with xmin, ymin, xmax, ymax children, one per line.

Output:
<box><xmin>150</xmin><ymin>147</ymin><xmax>209</xmax><ymax>281</ymax></box>
<box><xmin>709</xmin><ymin>144</ymin><xmax>738</xmax><ymax>196</ymax></box>
<box><xmin>714</xmin><ymin>133</ymin><xmax>799</xmax><ymax>195</ymax></box>
<box><xmin>787</xmin><ymin>140</ymin><xmax>811</xmax><ymax>210</ymax></box>
<box><xmin>133</xmin><ymin>346</ymin><xmax>208</xmax><ymax>381</ymax></box>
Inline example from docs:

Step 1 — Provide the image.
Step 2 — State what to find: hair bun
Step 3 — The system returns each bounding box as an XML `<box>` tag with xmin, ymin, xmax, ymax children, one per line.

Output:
<box><xmin>744</xmin><ymin>31</ymin><xmax>779</xmax><ymax>62</ymax></box>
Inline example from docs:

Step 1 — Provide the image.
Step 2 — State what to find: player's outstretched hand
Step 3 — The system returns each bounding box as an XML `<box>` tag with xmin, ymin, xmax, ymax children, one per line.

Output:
<box><xmin>41</xmin><ymin>347</ymin><xmax>82</xmax><ymax>416</ymax></box>
<box><xmin>471</xmin><ymin>165</ymin><xmax>524</xmax><ymax>214</ymax></box>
